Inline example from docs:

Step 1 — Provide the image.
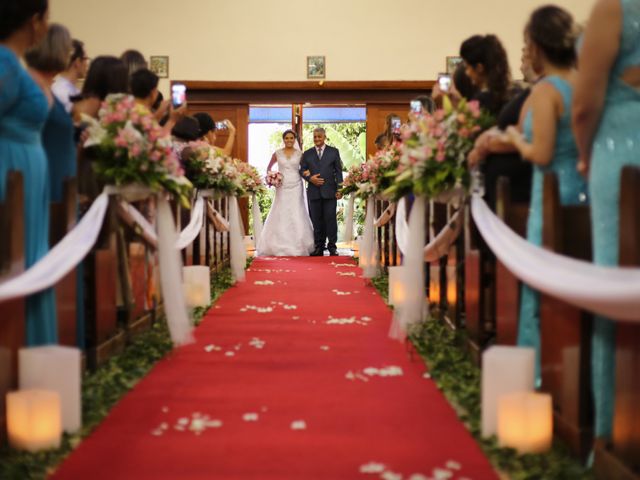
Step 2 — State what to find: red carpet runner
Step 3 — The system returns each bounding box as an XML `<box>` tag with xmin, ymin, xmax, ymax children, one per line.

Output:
<box><xmin>53</xmin><ymin>257</ymin><xmax>497</xmax><ymax>480</ymax></box>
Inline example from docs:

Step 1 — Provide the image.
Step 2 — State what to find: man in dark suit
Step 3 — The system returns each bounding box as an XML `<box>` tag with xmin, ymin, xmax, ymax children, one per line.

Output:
<box><xmin>299</xmin><ymin>127</ymin><xmax>343</xmax><ymax>256</ymax></box>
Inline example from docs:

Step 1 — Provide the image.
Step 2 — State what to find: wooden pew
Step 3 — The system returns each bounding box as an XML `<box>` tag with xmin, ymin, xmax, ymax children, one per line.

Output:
<box><xmin>494</xmin><ymin>177</ymin><xmax>530</xmax><ymax>346</ymax></box>
<box><xmin>595</xmin><ymin>165</ymin><xmax>640</xmax><ymax>480</ymax></box>
<box><xmin>50</xmin><ymin>178</ymin><xmax>78</xmax><ymax>347</ymax></box>
<box><xmin>0</xmin><ymin>171</ymin><xmax>26</xmax><ymax>442</ymax></box>
<box><xmin>540</xmin><ymin>172</ymin><xmax>593</xmax><ymax>459</ymax></box>
<box><xmin>84</xmin><ymin>197</ymin><xmax>121</xmax><ymax>370</ymax></box>
<box><xmin>429</xmin><ymin>202</ymin><xmax>448</xmax><ymax>314</ymax></box>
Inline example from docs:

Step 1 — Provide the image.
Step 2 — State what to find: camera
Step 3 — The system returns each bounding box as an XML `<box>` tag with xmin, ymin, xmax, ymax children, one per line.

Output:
<box><xmin>215</xmin><ymin>121</ymin><xmax>228</xmax><ymax>130</ymax></box>
<box><xmin>437</xmin><ymin>73</ymin><xmax>451</xmax><ymax>93</ymax></box>
<box><xmin>171</xmin><ymin>83</ymin><xmax>186</xmax><ymax>109</ymax></box>
<box><xmin>391</xmin><ymin>117</ymin><xmax>401</xmax><ymax>131</ymax></box>
<box><xmin>410</xmin><ymin>100</ymin><xmax>423</xmax><ymax>114</ymax></box>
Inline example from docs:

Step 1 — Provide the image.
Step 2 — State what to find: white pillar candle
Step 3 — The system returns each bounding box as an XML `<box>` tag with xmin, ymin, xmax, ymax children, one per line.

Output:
<box><xmin>498</xmin><ymin>392</ymin><xmax>553</xmax><ymax>453</ymax></box>
<box><xmin>388</xmin><ymin>266</ymin><xmax>408</xmax><ymax>306</ymax></box>
<box><xmin>19</xmin><ymin>346</ymin><xmax>81</xmax><ymax>433</ymax></box>
<box><xmin>428</xmin><ymin>265</ymin><xmax>441</xmax><ymax>304</ymax></box>
<box><xmin>481</xmin><ymin>346</ymin><xmax>535</xmax><ymax>437</ymax></box>
<box><xmin>243</xmin><ymin>235</ymin><xmax>255</xmax><ymax>252</ymax></box>
<box><xmin>446</xmin><ymin>265</ymin><xmax>457</xmax><ymax>306</ymax></box>
<box><xmin>7</xmin><ymin>389</ymin><xmax>61</xmax><ymax>452</ymax></box>
<box><xmin>183</xmin><ymin>266</ymin><xmax>211</xmax><ymax>308</ymax></box>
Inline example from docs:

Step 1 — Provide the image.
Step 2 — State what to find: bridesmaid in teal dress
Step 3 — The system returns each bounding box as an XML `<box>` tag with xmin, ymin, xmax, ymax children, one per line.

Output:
<box><xmin>0</xmin><ymin>1</ymin><xmax>58</xmax><ymax>345</ymax></box>
<box><xmin>506</xmin><ymin>6</ymin><xmax>588</xmax><ymax>383</ymax></box>
<box><xmin>573</xmin><ymin>0</ymin><xmax>640</xmax><ymax>438</ymax></box>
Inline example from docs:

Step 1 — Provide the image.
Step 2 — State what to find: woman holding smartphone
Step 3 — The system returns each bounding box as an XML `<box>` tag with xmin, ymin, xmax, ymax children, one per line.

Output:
<box><xmin>505</xmin><ymin>5</ymin><xmax>587</xmax><ymax>383</ymax></box>
<box><xmin>194</xmin><ymin>111</ymin><xmax>237</xmax><ymax>157</ymax></box>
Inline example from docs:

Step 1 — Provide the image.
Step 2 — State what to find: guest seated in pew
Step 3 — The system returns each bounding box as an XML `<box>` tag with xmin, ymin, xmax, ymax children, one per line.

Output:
<box><xmin>459</xmin><ymin>34</ymin><xmax>513</xmax><ymax>117</ymax></box>
<box><xmin>504</xmin><ymin>5</ymin><xmax>588</xmax><ymax>383</ymax></box>
<box><xmin>120</xmin><ymin>49</ymin><xmax>147</xmax><ymax>82</ymax></box>
<box><xmin>74</xmin><ymin>56</ymin><xmax>129</xmax><ymax>199</ymax></box>
<box><xmin>374</xmin><ymin>133</ymin><xmax>389</xmax><ymax>152</ymax></box>
<box><xmin>468</xmin><ymin>46</ymin><xmax>537</xmax><ymax>211</ymax></box>
<box><xmin>171</xmin><ymin>116</ymin><xmax>202</xmax><ymax>159</ymax></box>
<box><xmin>573</xmin><ymin>0</ymin><xmax>640</xmax><ymax>439</ymax></box>
<box><xmin>25</xmin><ymin>23</ymin><xmax>76</xmax><ymax>204</ymax></box>
<box><xmin>0</xmin><ymin>0</ymin><xmax>59</xmax><ymax>345</ymax></box>
<box><xmin>130</xmin><ymin>68</ymin><xmax>185</xmax><ymax>135</ymax></box>
<box><xmin>431</xmin><ymin>63</ymin><xmax>478</xmax><ymax>109</ymax></box>
<box><xmin>193</xmin><ymin>112</ymin><xmax>237</xmax><ymax>157</ymax></box>
<box><xmin>51</xmin><ymin>38</ymin><xmax>88</xmax><ymax>113</ymax></box>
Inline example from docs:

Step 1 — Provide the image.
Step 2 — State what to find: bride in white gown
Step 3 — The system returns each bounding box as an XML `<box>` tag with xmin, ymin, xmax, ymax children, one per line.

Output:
<box><xmin>256</xmin><ymin>130</ymin><xmax>315</xmax><ymax>256</ymax></box>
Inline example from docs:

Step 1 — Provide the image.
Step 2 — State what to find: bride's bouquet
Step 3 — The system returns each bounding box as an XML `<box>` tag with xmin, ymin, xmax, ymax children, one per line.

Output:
<box><xmin>265</xmin><ymin>171</ymin><xmax>283</xmax><ymax>188</ymax></box>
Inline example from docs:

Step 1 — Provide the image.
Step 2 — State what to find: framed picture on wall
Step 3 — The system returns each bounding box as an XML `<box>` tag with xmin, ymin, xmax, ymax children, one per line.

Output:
<box><xmin>307</xmin><ymin>56</ymin><xmax>326</xmax><ymax>79</ymax></box>
<box><xmin>150</xmin><ymin>56</ymin><xmax>169</xmax><ymax>78</ymax></box>
<box><xmin>446</xmin><ymin>56</ymin><xmax>463</xmax><ymax>75</ymax></box>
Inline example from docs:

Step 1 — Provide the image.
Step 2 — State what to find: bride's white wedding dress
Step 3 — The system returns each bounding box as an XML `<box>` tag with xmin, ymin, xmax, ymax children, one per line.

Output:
<box><xmin>256</xmin><ymin>149</ymin><xmax>315</xmax><ymax>256</ymax></box>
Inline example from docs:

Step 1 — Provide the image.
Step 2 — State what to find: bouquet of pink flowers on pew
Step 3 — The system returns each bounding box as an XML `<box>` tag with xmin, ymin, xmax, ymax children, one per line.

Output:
<box><xmin>360</xmin><ymin>143</ymin><xmax>402</xmax><ymax>198</ymax></box>
<box><xmin>383</xmin><ymin>96</ymin><xmax>493</xmax><ymax>201</ymax></box>
<box><xmin>265</xmin><ymin>171</ymin><xmax>283</xmax><ymax>188</ymax></box>
<box><xmin>181</xmin><ymin>141</ymin><xmax>244</xmax><ymax>196</ymax></box>
<box><xmin>340</xmin><ymin>163</ymin><xmax>366</xmax><ymax>197</ymax></box>
<box><xmin>82</xmin><ymin>93</ymin><xmax>192</xmax><ymax>207</ymax></box>
<box><xmin>235</xmin><ymin>160</ymin><xmax>266</xmax><ymax>196</ymax></box>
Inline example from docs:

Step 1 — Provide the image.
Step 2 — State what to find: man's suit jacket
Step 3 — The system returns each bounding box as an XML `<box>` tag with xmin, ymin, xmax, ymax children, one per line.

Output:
<box><xmin>299</xmin><ymin>145</ymin><xmax>344</xmax><ymax>200</ymax></box>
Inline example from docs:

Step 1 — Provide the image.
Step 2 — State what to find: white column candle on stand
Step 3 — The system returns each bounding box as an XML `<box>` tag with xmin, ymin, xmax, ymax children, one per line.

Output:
<box><xmin>481</xmin><ymin>346</ymin><xmax>535</xmax><ymax>437</ymax></box>
<box><xmin>7</xmin><ymin>389</ymin><xmax>62</xmax><ymax>452</ymax></box>
<box><xmin>498</xmin><ymin>392</ymin><xmax>553</xmax><ymax>453</ymax></box>
<box><xmin>19</xmin><ymin>346</ymin><xmax>81</xmax><ymax>433</ymax></box>
<box><xmin>183</xmin><ymin>265</ymin><xmax>211</xmax><ymax>308</ymax></box>
<box><xmin>387</xmin><ymin>266</ymin><xmax>408</xmax><ymax>306</ymax></box>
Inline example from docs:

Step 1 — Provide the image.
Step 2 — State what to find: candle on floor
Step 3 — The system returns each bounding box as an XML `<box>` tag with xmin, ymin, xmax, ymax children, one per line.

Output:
<box><xmin>498</xmin><ymin>392</ymin><xmax>553</xmax><ymax>453</ymax></box>
<box><xmin>352</xmin><ymin>239</ymin><xmax>360</xmax><ymax>259</ymax></box>
<box><xmin>446</xmin><ymin>265</ymin><xmax>457</xmax><ymax>306</ymax></box>
<box><xmin>19</xmin><ymin>346</ymin><xmax>82</xmax><ymax>433</ymax></box>
<box><xmin>183</xmin><ymin>266</ymin><xmax>211</xmax><ymax>308</ymax></box>
<box><xmin>481</xmin><ymin>346</ymin><xmax>535</xmax><ymax>437</ymax></box>
<box><xmin>428</xmin><ymin>265</ymin><xmax>441</xmax><ymax>304</ymax></box>
<box><xmin>387</xmin><ymin>266</ymin><xmax>407</xmax><ymax>306</ymax></box>
<box><xmin>243</xmin><ymin>235</ymin><xmax>255</xmax><ymax>253</ymax></box>
<box><xmin>7</xmin><ymin>389</ymin><xmax>62</xmax><ymax>452</ymax></box>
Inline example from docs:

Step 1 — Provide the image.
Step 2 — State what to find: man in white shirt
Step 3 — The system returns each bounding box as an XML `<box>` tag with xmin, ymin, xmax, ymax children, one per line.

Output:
<box><xmin>52</xmin><ymin>39</ymin><xmax>88</xmax><ymax>113</ymax></box>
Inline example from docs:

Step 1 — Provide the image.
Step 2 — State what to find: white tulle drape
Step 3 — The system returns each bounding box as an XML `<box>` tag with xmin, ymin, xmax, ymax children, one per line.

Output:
<box><xmin>374</xmin><ymin>202</ymin><xmax>396</xmax><ymax>228</ymax></box>
<box><xmin>389</xmin><ymin>195</ymin><xmax>427</xmax><ymax>341</ymax></box>
<box><xmin>251</xmin><ymin>193</ymin><xmax>263</xmax><ymax>244</ymax></box>
<box><xmin>0</xmin><ymin>192</ymin><xmax>109</xmax><ymax>302</ymax></box>
<box><xmin>157</xmin><ymin>196</ymin><xmax>194</xmax><ymax>345</ymax></box>
<box><xmin>423</xmin><ymin>209</ymin><xmax>462</xmax><ymax>262</ymax></box>
<box><xmin>229</xmin><ymin>196</ymin><xmax>246</xmax><ymax>282</ymax></box>
<box><xmin>360</xmin><ymin>198</ymin><xmax>379</xmax><ymax>278</ymax></box>
<box><xmin>343</xmin><ymin>195</ymin><xmax>356</xmax><ymax>244</ymax></box>
<box><xmin>394</xmin><ymin>197</ymin><xmax>410</xmax><ymax>255</ymax></box>
<box><xmin>175</xmin><ymin>196</ymin><xmax>205</xmax><ymax>250</ymax></box>
<box><xmin>471</xmin><ymin>194</ymin><xmax>640</xmax><ymax>322</ymax></box>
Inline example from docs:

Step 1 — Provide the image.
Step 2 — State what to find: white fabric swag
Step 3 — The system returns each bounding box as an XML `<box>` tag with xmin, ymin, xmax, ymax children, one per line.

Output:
<box><xmin>343</xmin><ymin>195</ymin><xmax>356</xmax><ymax>244</ymax></box>
<box><xmin>471</xmin><ymin>194</ymin><xmax>640</xmax><ymax>322</ymax></box>
<box><xmin>394</xmin><ymin>197</ymin><xmax>410</xmax><ymax>255</ymax></box>
<box><xmin>360</xmin><ymin>199</ymin><xmax>379</xmax><ymax>278</ymax></box>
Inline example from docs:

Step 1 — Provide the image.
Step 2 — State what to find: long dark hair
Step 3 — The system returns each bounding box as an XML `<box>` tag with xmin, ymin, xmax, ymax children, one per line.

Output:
<box><xmin>460</xmin><ymin>34</ymin><xmax>510</xmax><ymax>112</ymax></box>
<box><xmin>452</xmin><ymin>64</ymin><xmax>478</xmax><ymax>101</ymax></box>
<box><xmin>81</xmin><ymin>56</ymin><xmax>129</xmax><ymax>100</ymax></box>
<box><xmin>526</xmin><ymin>5</ymin><xmax>577</xmax><ymax>68</ymax></box>
<box><xmin>0</xmin><ymin>0</ymin><xmax>48</xmax><ymax>40</ymax></box>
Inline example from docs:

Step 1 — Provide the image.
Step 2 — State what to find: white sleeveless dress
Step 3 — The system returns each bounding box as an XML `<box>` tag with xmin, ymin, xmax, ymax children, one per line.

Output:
<box><xmin>256</xmin><ymin>149</ymin><xmax>315</xmax><ymax>256</ymax></box>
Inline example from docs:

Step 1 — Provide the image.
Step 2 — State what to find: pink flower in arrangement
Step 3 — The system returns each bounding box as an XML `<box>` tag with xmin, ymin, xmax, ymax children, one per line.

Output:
<box><xmin>457</xmin><ymin>113</ymin><xmax>467</xmax><ymax>124</ymax></box>
<box><xmin>458</xmin><ymin>127</ymin><xmax>470</xmax><ymax>138</ymax></box>
<box><xmin>130</xmin><ymin>144</ymin><xmax>142</xmax><ymax>157</ymax></box>
<box><xmin>468</xmin><ymin>101</ymin><xmax>481</xmax><ymax>118</ymax></box>
<box><xmin>436</xmin><ymin>151</ymin><xmax>446</xmax><ymax>163</ymax></box>
<box><xmin>434</xmin><ymin>110</ymin><xmax>445</xmax><ymax>122</ymax></box>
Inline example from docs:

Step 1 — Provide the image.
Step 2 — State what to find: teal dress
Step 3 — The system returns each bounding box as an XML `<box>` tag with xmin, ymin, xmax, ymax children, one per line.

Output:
<box><xmin>42</xmin><ymin>96</ymin><xmax>84</xmax><ymax>348</ymax></box>
<box><xmin>0</xmin><ymin>46</ymin><xmax>58</xmax><ymax>345</ymax></box>
<box><xmin>517</xmin><ymin>76</ymin><xmax>588</xmax><ymax>383</ymax></box>
<box><xmin>589</xmin><ymin>0</ymin><xmax>640</xmax><ymax>438</ymax></box>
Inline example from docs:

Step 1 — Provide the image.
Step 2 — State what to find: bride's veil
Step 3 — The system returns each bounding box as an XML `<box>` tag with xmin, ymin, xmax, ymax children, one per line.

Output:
<box><xmin>278</xmin><ymin>133</ymin><xmax>309</xmax><ymax>214</ymax></box>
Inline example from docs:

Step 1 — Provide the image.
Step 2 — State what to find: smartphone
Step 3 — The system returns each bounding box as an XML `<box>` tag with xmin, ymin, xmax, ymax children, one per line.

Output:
<box><xmin>171</xmin><ymin>83</ymin><xmax>186</xmax><ymax>109</ymax></box>
<box><xmin>410</xmin><ymin>100</ymin><xmax>423</xmax><ymax>114</ymax></box>
<box><xmin>437</xmin><ymin>73</ymin><xmax>451</xmax><ymax>93</ymax></box>
<box><xmin>391</xmin><ymin>117</ymin><xmax>401</xmax><ymax>131</ymax></box>
<box><xmin>215</xmin><ymin>121</ymin><xmax>228</xmax><ymax>130</ymax></box>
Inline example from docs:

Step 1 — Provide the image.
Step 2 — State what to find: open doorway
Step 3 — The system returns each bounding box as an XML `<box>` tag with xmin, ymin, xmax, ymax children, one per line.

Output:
<box><xmin>247</xmin><ymin>104</ymin><xmax>367</xmax><ymax>238</ymax></box>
